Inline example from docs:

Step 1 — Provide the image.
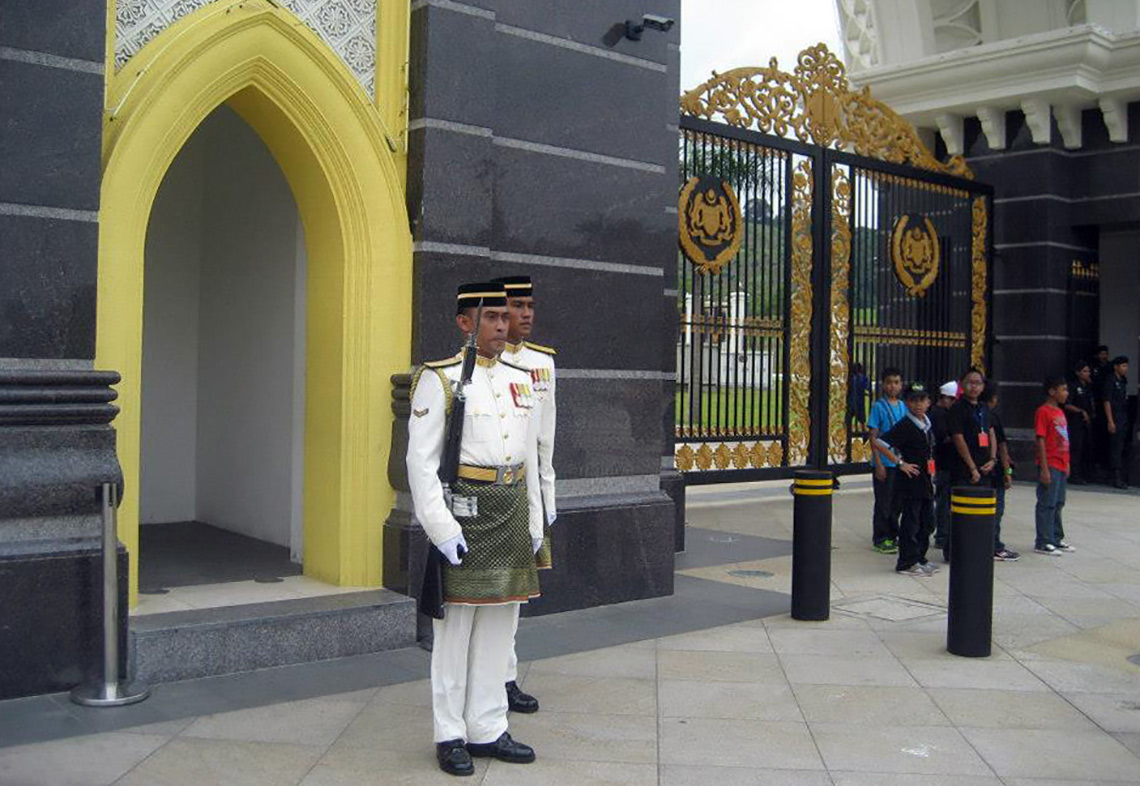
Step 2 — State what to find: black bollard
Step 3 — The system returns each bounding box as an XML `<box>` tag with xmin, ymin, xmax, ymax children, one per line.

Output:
<box><xmin>947</xmin><ymin>485</ymin><xmax>996</xmax><ymax>657</ymax></box>
<box><xmin>791</xmin><ymin>470</ymin><xmax>834</xmax><ymax>621</ymax></box>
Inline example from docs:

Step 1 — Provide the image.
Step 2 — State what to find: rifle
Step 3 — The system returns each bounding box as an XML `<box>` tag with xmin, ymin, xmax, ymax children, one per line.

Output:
<box><xmin>419</xmin><ymin>305</ymin><xmax>482</xmax><ymax>620</ymax></box>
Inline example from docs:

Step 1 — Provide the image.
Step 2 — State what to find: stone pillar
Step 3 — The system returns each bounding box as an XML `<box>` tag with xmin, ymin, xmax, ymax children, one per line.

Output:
<box><xmin>387</xmin><ymin>0</ymin><xmax>680</xmax><ymax>616</ymax></box>
<box><xmin>0</xmin><ymin>3</ymin><xmax>125</xmax><ymax>697</ymax></box>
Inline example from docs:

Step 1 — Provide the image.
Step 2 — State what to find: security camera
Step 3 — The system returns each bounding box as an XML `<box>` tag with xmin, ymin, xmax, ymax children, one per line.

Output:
<box><xmin>624</xmin><ymin>14</ymin><xmax>676</xmax><ymax>40</ymax></box>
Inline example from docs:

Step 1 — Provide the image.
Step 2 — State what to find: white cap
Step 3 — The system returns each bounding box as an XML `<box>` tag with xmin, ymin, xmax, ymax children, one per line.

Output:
<box><xmin>939</xmin><ymin>381</ymin><xmax>958</xmax><ymax>397</ymax></box>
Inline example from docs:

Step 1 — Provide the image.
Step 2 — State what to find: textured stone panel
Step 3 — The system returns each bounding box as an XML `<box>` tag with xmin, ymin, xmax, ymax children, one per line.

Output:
<box><xmin>115</xmin><ymin>0</ymin><xmax>378</xmax><ymax>96</ymax></box>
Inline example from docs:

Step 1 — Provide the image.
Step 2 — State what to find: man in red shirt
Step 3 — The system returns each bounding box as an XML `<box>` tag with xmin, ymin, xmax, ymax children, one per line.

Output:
<box><xmin>1034</xmin><ymin>376</ymin><xmax>1071</xmax><ymax>556</ymax></box>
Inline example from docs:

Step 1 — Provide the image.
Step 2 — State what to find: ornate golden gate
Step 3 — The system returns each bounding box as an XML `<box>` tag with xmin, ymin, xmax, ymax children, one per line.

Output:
<box><xmin>674</xmin><ymin>45</ymin><xmax>992</xmax><ymax>481</ymax></box>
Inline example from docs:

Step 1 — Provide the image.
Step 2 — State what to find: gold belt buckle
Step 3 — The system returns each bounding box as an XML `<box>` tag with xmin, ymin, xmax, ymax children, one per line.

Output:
<box><xmin>500</xmin><ymin>467</ymin><xmax>515</xmax><ymax>484</ymax></box>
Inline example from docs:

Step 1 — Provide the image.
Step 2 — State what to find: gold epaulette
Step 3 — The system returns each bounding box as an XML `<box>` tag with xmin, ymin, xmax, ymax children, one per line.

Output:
<box><xmin>524</xmin><ymin>341</ymin><xmax>557</xmax><ymax>356</ymax></box>
<box><xmin>424</xmin><ymin>353</ymin><xmax>462</xmax><ymax>368</ymax></box>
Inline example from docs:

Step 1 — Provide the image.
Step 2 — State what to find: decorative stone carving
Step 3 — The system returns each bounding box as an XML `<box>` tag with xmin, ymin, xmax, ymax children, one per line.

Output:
<box><xmin>975</xmin><ymin>106</ymin><xmax>1007</xmax><ymax>150</ymax></box>
<box><xmin>1054</xmin><ymin>104</ymin><xmax>1083</xmax><ymax>150</ymax></box>
<box><xmin>1021</xmin><ymin>98</ymin><xmax>1053</xmax><ymax>145</ymax></box>
<box><xmin>115</xmin><ymin>0</ymin><xmax>377</xmax><ymax>97</ymax></box>
<box><xmin>835</xmin><ymin>0</ymin><xmax>881</xmax><ymax>71</ymax></box>
<box><xmin>1099</xmin><ymin>97</ymin><xmax>1128</xmax><ymax>142</ymax></box>
<box><xmin>934</xmin><ymin>112</ymin><xmax>964</xmax><ymax>156</ymax></box>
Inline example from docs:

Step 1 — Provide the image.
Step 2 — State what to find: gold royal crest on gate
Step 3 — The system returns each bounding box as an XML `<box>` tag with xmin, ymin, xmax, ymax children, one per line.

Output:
<box><xmin>891</xmin><ymin>213</ymin><xmax>940</xmax><ymax>297</ymax></box>
<box><xmin>679</xmin><ymin>176</ymin><xmax>744</xmax><ymax>275</ymax></box>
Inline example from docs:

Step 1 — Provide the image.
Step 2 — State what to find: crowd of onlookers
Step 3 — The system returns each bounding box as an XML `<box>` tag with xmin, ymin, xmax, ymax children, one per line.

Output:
<box><xmin>860</xmin><ymin>350</ymin><xmax>1131</xmax><ymax>577</ymax></box>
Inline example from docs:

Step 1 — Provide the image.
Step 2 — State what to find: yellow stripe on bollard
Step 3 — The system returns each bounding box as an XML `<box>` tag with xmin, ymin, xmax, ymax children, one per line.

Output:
<box><xmin>794</xmin><ymin>478</ymin><xmax>834</xmax><ymax>487</ymax></box>
<box><xmin>950</xmin><ymin>495</ymin><xmax>995</xmax><ymax>505</ymax></box>
<box><xmin>793</xmin><ymin>487</ymin><xmax>833</xmax><ymax>496</ymax></box>
<box><xmin>951</xmin><ymin>505</ymin><xmax>996</xmax><ymax>515</ymax></box>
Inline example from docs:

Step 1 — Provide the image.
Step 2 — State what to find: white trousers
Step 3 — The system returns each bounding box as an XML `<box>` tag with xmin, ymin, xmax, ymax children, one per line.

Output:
<box><xmin>431</xmin><ymin>602</ymin><xmax>518</xmax><ymax>744</ymax></box>
<box><xmin>506</xmin><ymin>610</ymin><xmax>520</xmax><ymax>682</ymax></box>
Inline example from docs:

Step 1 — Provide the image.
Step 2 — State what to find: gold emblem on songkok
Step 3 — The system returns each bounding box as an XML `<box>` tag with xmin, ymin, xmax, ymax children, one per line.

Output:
<box><xmin>679</xmin><ymin>176</ymin><xmax>744</xmax><ymax>275</ymax></box>
<box><xmin>891</xmin><ymin>213</ymin><xmax>940</xmax><ymax>297</ymax></box>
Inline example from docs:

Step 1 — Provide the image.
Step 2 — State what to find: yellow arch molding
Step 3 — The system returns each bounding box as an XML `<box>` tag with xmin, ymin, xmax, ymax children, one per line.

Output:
<box><xmin>97</xmin><ymin>1</ymin><xmax>412</xmax><ymax>604</ymax></box>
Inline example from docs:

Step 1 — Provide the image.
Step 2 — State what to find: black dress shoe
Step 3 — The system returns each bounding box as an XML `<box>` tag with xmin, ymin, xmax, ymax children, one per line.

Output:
<box><xmin>436</xmin><ymin>739</ymin><xmax>475</xmax><ymax>776</ymax></box>
<box><xmin>506</xmin><ymin>680</ymin><xmax>539</xmax><ymax>713</ymax></box>
<box><xmin>466</xmin><ymin>732</ymin><xmax>535</xmax><ymax>763</ymax></box>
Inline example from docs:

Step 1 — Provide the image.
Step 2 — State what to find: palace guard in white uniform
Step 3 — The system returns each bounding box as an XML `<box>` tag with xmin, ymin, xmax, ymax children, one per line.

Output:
<box><xmin>406</xmin><ymin>282</ymin><xmax>543</xmax><ymax>776</ymax></box>
<box><xmin>493</xmin><ymin>275</ymin><xmax>557</xmax><ymax>714</ymax></box>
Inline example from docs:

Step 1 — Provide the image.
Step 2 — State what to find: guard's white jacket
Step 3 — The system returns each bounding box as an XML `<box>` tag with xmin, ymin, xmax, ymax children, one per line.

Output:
<box><xmin>503</xmin><ymin>341</ymin><xmax>557</xmax><ymax>525</ymax></box>
<box><xmin>406</xmin><ymin>353</ymin><xmax>543</xmax><ymax>548</ymax></box>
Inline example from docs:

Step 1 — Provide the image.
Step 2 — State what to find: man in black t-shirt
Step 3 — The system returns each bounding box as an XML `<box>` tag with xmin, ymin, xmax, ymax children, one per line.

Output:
<box><xmin>1065</xmin><ymin>361</ymin><xmax>1095</xmax><ymax>484</ymax></box>
<box><xmin>943</xmin><ymin>369</ymin><xmax>998</xmax><ymax>561</ymax></box>
<box><xmin>1102</xmin><ymin>356</ymin><xmax>1131</xmax><ymax>489</ymax></box>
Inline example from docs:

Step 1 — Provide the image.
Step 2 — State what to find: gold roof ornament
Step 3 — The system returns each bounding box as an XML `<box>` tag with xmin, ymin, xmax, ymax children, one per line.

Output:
<box><xmin>680</xmin><ymin>44</ymin><xmax>973</xmax><ymax>180</ymax></box>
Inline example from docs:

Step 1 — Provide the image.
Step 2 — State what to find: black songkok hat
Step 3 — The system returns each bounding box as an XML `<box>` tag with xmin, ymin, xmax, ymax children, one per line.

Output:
<box><xmin>1112</xmin><ymin>355</ymin><xmax>1129</xmax><ymax>366</ymax></box>
<box><xmin>456</xmin><ymin>281</ymin><xmax>506</xmax><ymax>314</ymax></box>
<box><xmin>904</xmin><ymin>382</ymin><xmax>930</xmax><ymax>400</ymax></box>
<box><xmin>492</xmin><ymin>275</ymin><xmax>533</xmax><ymax>298</ymax></box>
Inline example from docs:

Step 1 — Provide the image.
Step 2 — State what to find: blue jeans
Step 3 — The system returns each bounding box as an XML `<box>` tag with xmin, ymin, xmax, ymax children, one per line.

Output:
<box><xmin>1034</xmin><ymin>468</ymin><xmax>1066</xmax><ymax>549</ymax></box>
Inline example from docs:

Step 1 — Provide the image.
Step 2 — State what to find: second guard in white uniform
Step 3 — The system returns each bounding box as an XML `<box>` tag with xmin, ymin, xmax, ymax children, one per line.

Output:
<box><xmin>406</xmin><ymin>282</ymin><xmax>543</xmax><ymax>776</ymax></box>
<box><xmin>494</xmin><ymin>275</ymin><xmax>557</xmax><ymax>714</ymax></box>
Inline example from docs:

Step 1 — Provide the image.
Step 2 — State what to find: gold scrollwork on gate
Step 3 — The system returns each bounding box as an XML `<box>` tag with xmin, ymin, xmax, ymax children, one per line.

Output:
<box><xmin>828</xmin><ymin>165</ymin><xmax>852</xmax><ymax>466</ymax></box>
<box><xmin>675</xmin><ymin>440</ymin><xmax>786</xmax><ymax>471</ymax></box>
<box><xmin>891</xmin><ymin>213</ymin><xmax>940</xmax><ymax>297</ymax></box>
<box><xmin>971</xmin><ymin>197</ymin><xmax>988</xmax><ymax>372</ymax></box>
<box><xmin>787</xmin><ymin>158</ymin><xmax>813</xmax><ymax>467</ymax></box>
<box><xmin>680</xmin><ymin>44</ymin><xmax>973</xmax><ymax>180</ymax></box>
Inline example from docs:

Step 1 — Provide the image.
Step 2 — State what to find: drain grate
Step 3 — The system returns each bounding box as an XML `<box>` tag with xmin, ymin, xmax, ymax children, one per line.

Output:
<box><xmin>833</xmin><ymin>594</ymin><xmax>947</xmax><ymax>622</ymax></box>
<box><xmin>727</xmin><ymin>569</ymin><xmax>774</xmax><ymax>579</ymax></box>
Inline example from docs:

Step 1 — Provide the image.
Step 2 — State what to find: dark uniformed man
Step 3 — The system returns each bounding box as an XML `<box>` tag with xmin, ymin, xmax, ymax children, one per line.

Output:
<box><xmin>493</xmin><ymin>275</ymin><xmax>557</xmax><ymax>715</ymax></box>
<box><xmin>1102</xmin><ymin>355</ymin><xmax>1130</xmax><ymax>489</ymax></box>
<box><xmin>406</xmin><ymin>282</ymin><xmax>543</xmax><ymax>776</ymax></box>
<box><xmin>1065</xmin><ymin>360</ymin><xmax>1095</xmax><ymax>484</ymax></box>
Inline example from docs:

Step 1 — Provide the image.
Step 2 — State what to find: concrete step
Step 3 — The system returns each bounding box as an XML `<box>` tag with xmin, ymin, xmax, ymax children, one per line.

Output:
<box><xmin>129</xmin><ymin>589</ymin><xmax>416</xmax><ymax>684</ymax></box>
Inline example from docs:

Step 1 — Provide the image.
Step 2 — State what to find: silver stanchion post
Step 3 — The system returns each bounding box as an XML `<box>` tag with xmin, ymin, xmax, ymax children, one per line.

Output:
<box><xmin>71</xmin><ymin>482</ymin><xmax>149</xmax><ymax>707</ymax></box>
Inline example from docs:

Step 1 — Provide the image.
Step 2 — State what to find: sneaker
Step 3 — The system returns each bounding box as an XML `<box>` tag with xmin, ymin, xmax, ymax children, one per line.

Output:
<box><xmin>994</xmin><ymin>549</ymin><xmax>1021</xmax><ymax>562</ymax></box>
<box><xmin>1058</xmin><ymin>542</ymin><xmax>1075</xmax><ymax>552</ymax></box>
<box><xmin>918</xmin><ymin>561</ymin><xmax>940</xmax><ymax>574</ymax></box>
<box><xmin>896</xmin><ymin>564</ymin><xmax>930</xmax><ymax>577</ymax></box>
<box><xmin>874</xmin><ymin>539</ymin><xmax>899</xmax><ymax>554</ymax></box>
<box><xmin>1034</xmin><ymin>544</ymin><xmax>1062</xmax><ymax>556</ymax></box>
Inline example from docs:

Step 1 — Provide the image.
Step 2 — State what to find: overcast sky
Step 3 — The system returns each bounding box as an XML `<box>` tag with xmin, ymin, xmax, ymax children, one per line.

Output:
<box><xmin>680</xmin><ymin>0</ymin><xmax>845</xmax><ymax>93</ymax></box>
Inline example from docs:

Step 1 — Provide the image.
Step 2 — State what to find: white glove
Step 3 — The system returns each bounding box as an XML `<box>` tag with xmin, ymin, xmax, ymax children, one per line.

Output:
<box><xmin>532</xmin><ymin>537</ymin><xmax>543</xmax><ymax>554</ymax></box>
<box><xmin>438</xmin><ymin>533</ymin><xmax>468</xmax><ymax>566</ymax></box>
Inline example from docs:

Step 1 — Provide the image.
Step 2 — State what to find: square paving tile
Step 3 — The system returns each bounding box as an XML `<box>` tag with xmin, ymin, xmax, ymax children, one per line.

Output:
<box><xmin>527</xmin><ymin>645</ymin><xmax>657</xmax><ymax>680</ymax></box>
<box><xmin>661</xmin><ymin>764</ymin><xmax>833</xmax><ymax>785</ymax></box>
<box><xmin>809</xmin><ymin>723</ymin><xmax>992</xmax><ymax>776</ymax></box>
<box><xmin>768</xmin><ymin>627</ymin><xmax>893</xmax><ymax>658</ymax></box>
<box><xmin>792</xmin><ymin>684</ymin><xmax>950</xmax><ymax>726</ymax></box>
<box><xmin>960</xmin><ymin>727</ymin><xmax>1140</xmax><ymax>780</ymax></box>
<box><xmin>658</xmin><ymin>717</ymin><xmax>823</xmax><ymax>770</ymax></box>
<box><xmin>830</xmin><ymin>773</ymin><xmax>1003</xmax><ymax>786</ymax></box>
<box><xmin>658</xmin><ymin>680</ymin><xmax>802</xmax><ymax>722</ymax></box>
<box><xmin>520</xmin><ymin>674</ymin><xmax>656</xmax><ymax>716</ymax></box>
<box><xmin>482</xmin><ymin>759</ymin><xmax>657</xmax><ymax>786</ymax></box>
<box><xmin>779</xmin><ymin>653</ymin><xmax>917</xmax><ymax>687</ymax></box>
<box><xmin>181</xmin><ymin>695</ymin><xmax>366</xmax><ymax>746</ymax></box>
<box><xmin>505</xmin><ymin>712</ymin><xmax>657</xmax><ymax>764</ymax></box>
<box><xmin>656</xmin><ymin>624</ymin><xmax>774</xmax><ymax>653</ymax></box>
<box><xmin>901</xmin><ymin>658</ymin><xmax>1050</xmax><ymax>691</ymax></box>
<box><xmin>657</xmin><ymin>650</ymin><xmax>787</xmax><ymax>684</ymax></box>
<box><xmin>928</xmin><ymin>688</ymin><xmax>1098</xmax><ymax>729</ymax></box>
<box><xmin>116</xmin><ymin>737</ymin><xmax>323</xmax><ymax>786</ymax></box>
<box><xmin>301</xmin><ymin>749</ymin><xmax>490</xmax><ymax>785</ymax></box>
<box><xmin>0</xmin><ymin>732</ymin><xmax>168</xmax><ymax>786</ymax></box>
<box><xmin>1062</xmin><ymin>691</ymin><xmax>1140</xmax><ymax>733</ymax></box>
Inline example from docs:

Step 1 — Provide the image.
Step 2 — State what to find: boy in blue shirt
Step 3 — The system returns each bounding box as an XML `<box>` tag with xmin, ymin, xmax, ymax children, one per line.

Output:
<box><xmin>868</xmin><ymin>367</ymin><xmax>906</xmax><ymax>554</ymax></box>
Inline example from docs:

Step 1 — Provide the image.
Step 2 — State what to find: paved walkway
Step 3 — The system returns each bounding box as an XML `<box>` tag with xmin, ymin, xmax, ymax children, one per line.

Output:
<box><xmin>2</xmin><ymin>481</ymin><xmax>1140</xmax><ymax>785</ymax></box>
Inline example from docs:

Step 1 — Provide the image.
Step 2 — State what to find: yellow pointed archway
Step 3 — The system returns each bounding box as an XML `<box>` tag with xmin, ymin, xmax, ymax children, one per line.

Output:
<box><xmin>97</xmin><ymin>1</ymin><xmax>411</xmax><ymax>603</ymax></box>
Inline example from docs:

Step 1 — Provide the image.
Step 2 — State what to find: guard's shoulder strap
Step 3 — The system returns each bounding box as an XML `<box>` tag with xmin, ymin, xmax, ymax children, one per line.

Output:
<box><xmin>524</xmin><ymin>341</ymin><xmax>557</xmax><ymax>356</ymax></box>
<box><xmin>424</xmin><ymin>353</ymin><xmax>463</xmax><ymax>369</ymax></box>
<box><xmin>410</xmin><ymin>364</ymin><xmax>455</xmax><ymax>416</ymax></box>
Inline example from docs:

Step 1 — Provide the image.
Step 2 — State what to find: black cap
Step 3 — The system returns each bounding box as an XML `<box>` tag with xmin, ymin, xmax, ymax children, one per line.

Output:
<box><xmin>491</xmin><ymin>275</ymin><xmax>533</xmax><ymax>298</ymax></box>
<box><xmin>1112</xmin><ymin>355</ymin><xmax>1129</xmax><ymax>366</ymax></box>
<box><xmin>1097</xmin><ymin>345</ymin><xmax>1110</xmax><ymax>353</ymax></box>
<box><xmin>903</xmin><ymin>382</ymin><xmax>930</xmax><ymax>400</ymax></box>
<box><xmin>456</xmin><ymin>282</ymin><xmax>507</xmax><ymax>314</ymax></box>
